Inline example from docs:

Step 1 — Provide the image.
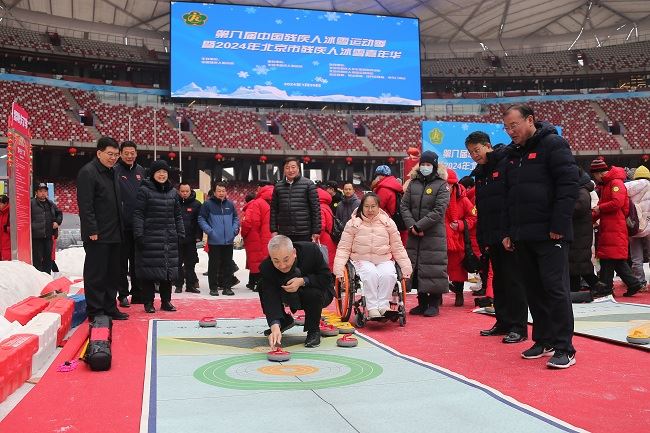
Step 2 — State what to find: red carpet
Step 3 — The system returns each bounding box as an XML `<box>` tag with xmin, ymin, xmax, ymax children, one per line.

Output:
<box><xmin>1</xmin><ymin>293</ymin><xmax>649</xmax><ymax>433</ymax></box>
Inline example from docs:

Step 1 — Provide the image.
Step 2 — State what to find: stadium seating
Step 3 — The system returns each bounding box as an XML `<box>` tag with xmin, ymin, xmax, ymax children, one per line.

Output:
<box><xmin>59</xmin><ymin>37</ymin><xmax>149</xmax><ymax>61</ymax></box>
<box><xmin>598</xmin><ymin>98</ymin><xmax>650</xmax><ymax>149</ymax></box>
<box><xmin>269</xmin><ymin>112</ymin><xmax>325</xmax><ymax>151</ymax></box>
<box><xmin>0</xmin><ymin>26</ymin><xmax>51</xmax><ymax>51</ymax></box>
<box><xmin>354</xmin><ymin>114</ymin><xmax>426</xmax><ymax>152</ymax></box>
<box><xmin>71</xmin><ymin>89</ymin><xmax>189</xmax><ymax>147</ymax></box>
<box><xmin>308</xmin><ymin>114</ymin><xmax>366</xmax><ymax>151</ymax></box>
<box><xmin>501</xmin><ymin>52</ymin><xmax>581</xmax><ymax>75</ymax></box>
<box><xmin>584</xmin><ymin>41</ymin><xmax>650</xmax><ymax>72</ymax></box>
<box><xmin>0</xmin><ymin>81</ymin><xmax>94</xmax><ymax>141</ymax></box>
<box><xmin>179</xmin><ymin>108</ymin><xmax>281</xmax><ymax>150</ymax></box>
<box><xmin>422</xmin><ymin>58</ymin><xmax>494</xmax><ymax>77</ymax></box>
<box><xmin>54</xmin><ymin>181</ymin><xmax>79</xmax><ymax>214</ymax></box>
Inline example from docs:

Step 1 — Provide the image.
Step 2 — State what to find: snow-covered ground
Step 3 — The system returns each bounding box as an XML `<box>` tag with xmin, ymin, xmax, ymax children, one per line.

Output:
<box><xmin>0</xmin><ymin>261</ymin><xmax>54</xmax><ymax>316</ymax></box>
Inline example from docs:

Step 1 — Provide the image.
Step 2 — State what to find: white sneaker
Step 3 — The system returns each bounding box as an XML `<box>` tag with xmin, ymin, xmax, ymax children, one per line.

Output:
<box><xmin>368</xmin><ymin>309</ymin><xmax>381</xmax><ymax>318</ymax></box>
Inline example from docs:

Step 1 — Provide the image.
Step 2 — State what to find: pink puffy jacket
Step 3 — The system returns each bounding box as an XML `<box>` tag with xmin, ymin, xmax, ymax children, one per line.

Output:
<box><xmin>333</xmin><ymin>208</ymin><xmax>412</xmax><ymax>279</ymax></box>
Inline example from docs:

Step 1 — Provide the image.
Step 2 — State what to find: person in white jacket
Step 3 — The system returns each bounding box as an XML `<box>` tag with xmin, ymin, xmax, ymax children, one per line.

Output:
<box><xmin>627</xmin><ymin>166</ymin><xmax>650</xmax><ymax>289</ymax></box>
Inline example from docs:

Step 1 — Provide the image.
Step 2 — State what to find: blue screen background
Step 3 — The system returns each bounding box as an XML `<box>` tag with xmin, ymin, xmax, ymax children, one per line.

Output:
<box><xmin>171</xmin><ymin>3</ymin><xmax>421</xmax><ymax>105</ymax></box>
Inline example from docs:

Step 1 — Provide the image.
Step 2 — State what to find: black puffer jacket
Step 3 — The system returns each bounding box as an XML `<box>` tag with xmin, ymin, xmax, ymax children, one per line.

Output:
<box><xmin>114</xmin><ymin>159</ymin><xmax>145</xmax><ymax>230</ymax></box>
<box><xmin>569</xmin><ymin>172</ymin><xmax>595</xmax><ymax>276</ymax></box>
<box><xmin>503</xmin><ymin>122</ymin><xmax>579</xmax><ymax>242</ymax></box>
<box><xmin>178</xmin><ymin>190</ymin><xmax>202</xmax><ymax>244</ymax></box>
<box><xmin>132</xmin><ymin>179</ymin><xmax>185</xmax><ymax>282</ymax></box>
<box><xmin>270</xmin><ymin>175</ymin><xmax>321</xmax><ymax>237</ymax></box>
<box><xmin>470</xmin><ymin>144</ymin><xmax>509</xmax><ymax>247</ymax></box>
<box><xmin>30</xmin><ymin>198</ymin><xmax>62</xmax><ymax>239</ymax></box>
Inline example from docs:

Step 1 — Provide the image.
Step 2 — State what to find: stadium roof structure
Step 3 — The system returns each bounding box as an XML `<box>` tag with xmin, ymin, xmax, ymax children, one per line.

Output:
<box><xmin>1</xmin><ymin>0</ymin><xmax>650</xmax><ymax>55</ymax></box>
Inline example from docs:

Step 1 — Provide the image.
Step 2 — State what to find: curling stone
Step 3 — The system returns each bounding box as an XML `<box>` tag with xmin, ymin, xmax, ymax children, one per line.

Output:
<box><xmin>336</xmin><ymin>323</ymin><xmax>356</xmax><ymax>334</ymax></box>
<box><xmin>267</xmin><ymin>347</ymin><xmax>291</xmax><ymax>362</ymax></box>
<box><xmin>294</xmin><ymin>315</ymin><xmax>305</xmax><ymax>326</ymax></box>
<box><xmin>320</xmin><ymin>322</ymin><xmax>339</xmax><ymax>337</ymax></box>
<box><xmin>199</xmin><ymin>316</ymin><xmax>217</xmax><ymax>327</ymax></box>
<box><xmin>627</xmin><ymin>327</ymin><xmax>650</xmax><ymax>345</ymax></box>
<box><xmin>336</xmin><ymin>334</ymin><xmax>358</xmax><ymax>347</ymax></box>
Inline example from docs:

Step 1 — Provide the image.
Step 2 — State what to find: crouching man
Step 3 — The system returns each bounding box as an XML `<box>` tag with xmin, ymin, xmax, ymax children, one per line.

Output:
<box><xmin>258</xmin><ymin>235</ymin><xmax>333</xmax><ymax>349</ymax></box>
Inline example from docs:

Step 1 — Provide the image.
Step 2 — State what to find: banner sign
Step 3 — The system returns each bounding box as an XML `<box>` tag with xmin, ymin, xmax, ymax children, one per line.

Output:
<box><xmin>7</xmin><ymin>102</ymin><xmax>32</xmax><ymax>263</ymax></box>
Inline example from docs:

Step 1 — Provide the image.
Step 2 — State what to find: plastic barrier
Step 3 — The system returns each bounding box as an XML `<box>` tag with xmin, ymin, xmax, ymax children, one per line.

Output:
<box><xmin>17</xmin><ymin>313</ymin><xmax>60</xmax><ymax>375</ymax></box>
<box><xmin>69</xmin><ymin>294</ymin><xmax>87</xmax><ymax>327</ymax></box>
<box><xmin>40</xmin><ymin>277</ymin><xmax>73</xmax><ymax>296</ymax></box>
<box><xmin>4</xmin><ymin>297</ymin><xmax>49</xmax><ymax>325</ymax></box>
<box><xmin>0</xmin><ymin>334</ymin><xmax>38</xmax><ymax>403</ymax></box>
<box><xmin>43</xmin><ymin>298</ymin><xmax>75</xmax><ymax>346</ymax></box>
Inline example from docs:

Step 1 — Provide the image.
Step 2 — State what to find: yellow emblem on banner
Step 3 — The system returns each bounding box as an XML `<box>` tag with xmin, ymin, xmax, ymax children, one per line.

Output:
<box><xmin>183</xmin><ymin>11</ymin><xmax>208</xmax><ymax>26</ymax></box>
<box><xmin>426</xmin><ymin>188</ymin><xmax>433</xmax><ymax>194</ymax></box>
<box><xmin>429</xmin><ymin>128</ymin><xmax>444</xmax><ymax>145</ymax></box>
<box><xmin>613</xmin><ymin>186</ymin><xmax>620</xmax><ymax>192</ymax></box>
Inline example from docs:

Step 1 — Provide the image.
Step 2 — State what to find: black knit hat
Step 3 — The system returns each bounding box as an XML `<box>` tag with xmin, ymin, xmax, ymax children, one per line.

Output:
<box><xmin>149</xmin><ymin>160</ymin><xmax>170</xmax><ymax>178</ymax></box>
<box><xmin>420</xmin><ymin>151</ymin><xmax>439</xmax><ymax>167</ymax></box>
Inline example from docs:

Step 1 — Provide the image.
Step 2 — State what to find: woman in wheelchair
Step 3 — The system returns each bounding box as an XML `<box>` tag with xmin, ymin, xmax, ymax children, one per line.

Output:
<box><xmin>333</xmin><ymin>192</ymin><xmax>412</xmax><ymax>318</ymax></box>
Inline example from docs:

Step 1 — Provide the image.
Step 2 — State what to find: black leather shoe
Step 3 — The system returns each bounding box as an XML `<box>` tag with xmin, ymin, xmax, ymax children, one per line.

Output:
<box><xmin>161</xmin><ymin>301</ymin><xmax>177</xmax><ymax>312</ymax></box>
<box><xmin>502</xmin><ymin>332</ymin><xmax>527</xmax><ymax>344</ymax></box>
<box><xmin>118</xmin><ymin>297</ymin><xmax>130</xmax><ymax>308</ymax></box>
<box><xmin>110</xmin><ymin>311</ymin><xmax>129</xmax><ymax>320</ymax></box>
<box><xmin>174</xmin><ymin>286</ymin><xmax>183</xmax><ymax>293</ymax></box>
<box><xmin>144</xmin><ymin>303</ymin><xmax>155</xmax><ymax>313</ymax></box>
<box><xmin>480</xmin><ymin>325</ymin><xmax>508</xmax><ymax>336</ymax></box>
<box><xmin>304</xmin><ymin>330</ymin><xmax>321</xmax><ymax>348</ymax></box>
<box><xmin>222</xmin><ymin>288</ymin><xmax>235</xmax><ymax>296</ymax></box>
<box><xmin>209</xmin><ymin>289</ymin><xmax>220</xmax><ymax>296</ymax></box>
<box><xmin>185</xmin><ymin>287</ymin><xmax>201</xmax><ymax>294</ymax></box>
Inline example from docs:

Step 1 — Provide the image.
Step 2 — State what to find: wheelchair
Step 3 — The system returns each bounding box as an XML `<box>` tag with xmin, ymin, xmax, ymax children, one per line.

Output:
<box><xmin>334</xmin><ymin>261</ymin><xmax>408</xmax><ymax>328</ymax></box>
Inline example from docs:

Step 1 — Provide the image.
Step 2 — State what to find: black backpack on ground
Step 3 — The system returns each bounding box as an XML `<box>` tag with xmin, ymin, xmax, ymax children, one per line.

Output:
<box><xmin>85</xmin><ymin>315</ymin><xmax>112</xmax><ymax>371</ymax></box>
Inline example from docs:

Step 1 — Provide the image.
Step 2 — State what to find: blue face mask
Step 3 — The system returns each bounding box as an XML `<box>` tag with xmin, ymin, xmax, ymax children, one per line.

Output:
<box><xmin>420</xmin><ymin>166</ymin><xmax>433</xmax><ymax>176</ymax></box>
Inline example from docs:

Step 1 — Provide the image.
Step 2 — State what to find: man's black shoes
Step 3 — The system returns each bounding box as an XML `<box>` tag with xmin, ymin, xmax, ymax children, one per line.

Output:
<box><xmin>222</xmin><ymin>288</ymin><xmax>235</xmax><ymax>296</ymax></box>
<box><xmin>502</xmin><ymin>332</ymin><xmax>527</xmax><ymax>344</ymax></box>
<box><xmin>304</xmin><ymin>331</ymin><xmax>321</xmax><ymax>348</ymax></box>
<box><xmin>480</xmin><ymin>325</ymin><xmax>508</xmax><ymax>336</ymax></box>
<box><xmin>118</xmin><ymin>297</ymin><xmax>130</xmax><ymax>308</ymax></box>
<box><xmin>110</xmin><ymin>311</ymin><xmax>129</xmax><ymax>320</ymax></box>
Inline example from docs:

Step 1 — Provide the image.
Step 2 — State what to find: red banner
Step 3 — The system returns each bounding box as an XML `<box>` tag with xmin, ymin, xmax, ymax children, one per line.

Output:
<box><xmin>7</xmin><ymin>102</ymin><xmax>32</xmax><ymax>264</ymax></box>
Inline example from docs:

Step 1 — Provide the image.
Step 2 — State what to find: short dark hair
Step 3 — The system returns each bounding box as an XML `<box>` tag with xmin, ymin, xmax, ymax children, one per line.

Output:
<box><xmin>283</xmin><ymin>157</ymin><xmax>300</xmax><ymax>168</ymax></box>
<box><xmin>178</xmin><ymin>181</ymin><xmax>191</xmax><ymax>189</ymax></box>
<box><xmin>459</xmin><ymin>176</ymin><xmax>475</xmax><ymax>189</ymax></box>
<box><xmin>465</xmin><ymin>131</ymin><xmax>491</xmax><ymax>147</ymax></box>
<box><xmin>97</xmin><ymin>136</ymin><xmax>118</xmax><ymax>151</ymax></box>
<box><xmin>358</xmin><ymin>192</ymin><xmax>380</xmax><ymax>219</ymax></box>
<box><xmin>0</xmin><ymin>194</ymin><xmax>8</xmax><ymax>204</ymax></box>
<box><xmin>503</xmin><ymin>104</ymin><xmax>535</xmax><ymax>120</ymax></box>
<box><xmin>342</xmin><ymin>181</ymin><xmax>354</xmax><ymax>188</ymax></box>
<box><xmin>325</xmin><ymin>180</ymin><xmax>338</xmax><ymax>190</ymax></box>
<box><xmin>213</xmin><ymin>181</ymin><xmax>227</xmax><ymax>191</ymax></box>
<box><xmin>120</xmin><ymin>141</ymin><xmax>137</xmax><ymax>152</ymax></box>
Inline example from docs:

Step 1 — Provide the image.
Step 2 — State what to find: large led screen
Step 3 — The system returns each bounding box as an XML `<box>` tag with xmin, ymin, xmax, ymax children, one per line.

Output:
<box><xmin>170</xmin><ymin>3</ymin><xmax>421</xmax><ymax>105</ymax></box>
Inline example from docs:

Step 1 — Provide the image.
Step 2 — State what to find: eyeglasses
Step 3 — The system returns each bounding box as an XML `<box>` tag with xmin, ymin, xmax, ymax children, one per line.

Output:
<box><xmin>103</xmin><ymin>151</ymin><xmax>120</xmax><ymax>158</ymax></box>
<box><xmin>503</xmin><ymin>122</ymin><xmax>521</xmax><ymax>132</ymax></box>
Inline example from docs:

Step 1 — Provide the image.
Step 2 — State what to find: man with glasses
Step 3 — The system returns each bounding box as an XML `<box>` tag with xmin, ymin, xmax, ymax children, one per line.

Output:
<box><xmin>114</xmin><ymin>141</ymin><xmax>145</xmax><ymax>307</ymax></box>
<box><xmin>77</xmin><ymin>137</ymin><xmax>128</xmax><ymax>321</ymax></box>
<box><xmin>501</xmin><ymin>105</ymin><xmax>578</xmax><ymax>369</ymax></box>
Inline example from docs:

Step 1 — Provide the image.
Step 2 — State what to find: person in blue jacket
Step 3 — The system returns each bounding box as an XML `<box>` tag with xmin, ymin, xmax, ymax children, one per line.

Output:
<box><xmin>198</xmin><ymin>182</ymin><xmax>240</xmax><ymax>296</ymax></box>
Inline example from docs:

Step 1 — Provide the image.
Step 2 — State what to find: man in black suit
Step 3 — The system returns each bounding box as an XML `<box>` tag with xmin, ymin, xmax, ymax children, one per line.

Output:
<box><xmin>258</xmin><ymin>235</ymin><xmax>333</xmax><ymax>348</ymax></box>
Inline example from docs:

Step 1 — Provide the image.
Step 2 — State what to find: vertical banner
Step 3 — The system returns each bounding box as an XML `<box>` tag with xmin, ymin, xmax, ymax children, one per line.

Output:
<box><xmin>7</xmin><ymin>102</ymin><xmax>33</xmax><ymax>263</ymax></box>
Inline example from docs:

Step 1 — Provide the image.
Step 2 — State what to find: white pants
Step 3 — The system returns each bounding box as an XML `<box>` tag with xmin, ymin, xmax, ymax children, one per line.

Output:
<box><xmin>353</xmin><ymin>260</ymin><xmax>397</xmax><ymax>311</ymax></box>
<box><xmin>630</xmin><ymin>236</ymin><xmax>650</xmax><ymax>285</ymax></box>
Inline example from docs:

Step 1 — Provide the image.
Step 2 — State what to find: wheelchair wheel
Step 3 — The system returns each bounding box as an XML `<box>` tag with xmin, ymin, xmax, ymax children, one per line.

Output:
<box><xmin>334</xmin><ymin>267</ymin><xmax>354</xmax><ymax>322</ymax></box>
<box><xmin>355</xmin><ymin>311</ymin><xmax>366</xmax><ymax>328</ymax></box>
<box><xmin>399</xmin><ymin>314</ymin><xmax>406</xmax><ymax>327</ymax></box>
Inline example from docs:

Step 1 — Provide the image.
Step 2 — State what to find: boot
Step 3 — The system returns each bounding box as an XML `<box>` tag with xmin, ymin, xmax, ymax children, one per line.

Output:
<box><xmin>452</xmin><ymin>282</ymin><xmax>464</xmax><ymax>307</ymax></box>
<box><xmin>590</xmin><ymin>281</ymin><xmax>611</xmax><ymax>298</ymax></box>
<box><xmin>161</xmin><ymin>301</ymin><xmax>177</xmax><ymax>312</ymax></box>
<box><xmin>423</xmin><ymin>294</ymin><xmax>440</xmax><ymax>317</ymax></box>
<box><xmin>144</xmin><ymin>303</ymin><xmax>155</xmax><ymax>313</ymax></box>
<box><xmin>409</xmin><ymin>293</ymin><xmax>428</xmax><ymax>315</ymax></box>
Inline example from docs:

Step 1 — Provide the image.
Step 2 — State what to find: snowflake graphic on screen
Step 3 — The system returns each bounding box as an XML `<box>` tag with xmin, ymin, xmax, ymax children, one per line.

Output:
<box><xmin>324</xmin><ymin>12</ymin><xmax>340</xmax><ymax>22</ymax></box>
<box><xmin>275</xmin><ymin>19</ymin><xmax>283</xmax><ymax>24</ymax></box>
<box><xmin>245</xmin><ymin>7</ymin><xmax>256</xmax><ymax>14</ymax></box>
<box><xmin>461</xmin><ymin>123</ymin><xmax>469</xmax><ymax>131</ymax></box>
<box><xmin>237</xmin><ymin>71</ymin><xmax>249</xmax><ymax>78</ymax></box>
<box><xmin>312</xmin><ymin>61</ymin><xmax>320</xmax><ymax>66</ymax></box>
<box><xmin>253</xmin><ymin>65</ymin><xmax>270</xmax><ymax>75</ymax></box>
<box><xmin>314</xmin><ymin>76</ymin><xmax>328</xmax><ymax>84</ymax></box>
<box><xmin>265</xmin><ymin>81</ymin><xmax>273</xmax><ymax>86</ymax></box>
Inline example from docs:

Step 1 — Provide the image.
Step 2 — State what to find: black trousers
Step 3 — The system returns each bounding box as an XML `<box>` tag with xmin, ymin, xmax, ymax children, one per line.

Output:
<box><xmin>141</xmin><ymin>280</ymin><xmax>172</xmax><ymax>304</ymax></box>
<box><xmin>515</xmin><ymin>240</ymin><xmax>574</xmax><ymax>354</ymax></box>
<box><xmin>569</xmin><ymin>273</ymin><xmax>600</xmax><ymax>292</ymax></box>
<box><xmin>259</xmin><ymin>285</ymin><xmax>334</xmax><ymax>333</ymax></box>
<box><xmin>208</xmin><ymin>244</ymin><xmax>234</xmax><ymax>290</ymax></box>
<box><xmin>32</xmin><ymin>237</ymin><xmax>52</xmax><ymax>274</ymax></box>
<box><xmin>83</xmin><ymin>242</ymin><xmax>121</xmax><ymax>318</ymax></box>
<box><xmin>118</xmin><ymin>230</ymin><xmax>140</xmax><ymax>299</ymax></box>
<box><xmin>599</xmin><ymin>259</ymin><xmax>642</xmax><ymax>292</ymax></box>
<box><xmin>489</xmin><ymin>244</ymin><xmax>528</xmax><ymax>336</ymax></box>
<box><xmin>176</xmin><ymin>241</ymin><xmax>199</xmax><ymax>288</ymax></box>
<box><xmin>288</xmin><ymin>234</ymin><xmax>312</xmax><ymax>243</ymax></box>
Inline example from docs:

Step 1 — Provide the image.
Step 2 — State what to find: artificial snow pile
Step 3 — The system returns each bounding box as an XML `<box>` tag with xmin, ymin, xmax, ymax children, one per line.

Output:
<box><xmin>0</xmin><ymin>261</ymin><xmax>52</xmax><ymax>316</ymax></box>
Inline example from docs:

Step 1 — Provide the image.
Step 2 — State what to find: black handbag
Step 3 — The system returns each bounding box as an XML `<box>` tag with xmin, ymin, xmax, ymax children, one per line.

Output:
<box><xmin>461</xmin><ymin>219</ymin><xmax>481</xmax><ymax>273</ymax></box>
